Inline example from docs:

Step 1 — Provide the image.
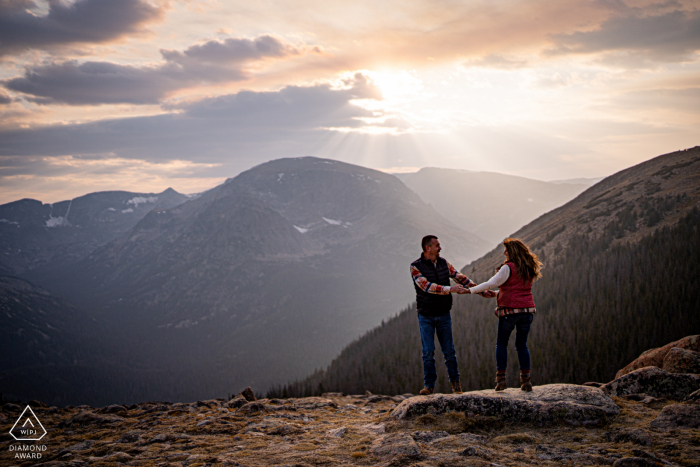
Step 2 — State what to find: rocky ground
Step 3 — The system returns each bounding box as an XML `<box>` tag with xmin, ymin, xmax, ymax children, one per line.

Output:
<box><xmin>2</xmin><ymin>335</ymin><xmax>699</xmax><ymax>467</ymax></box>
<box><xmin>1</xmin><ymin>383</ymin><xmax>699</xmax><ymax>467</ymax></box>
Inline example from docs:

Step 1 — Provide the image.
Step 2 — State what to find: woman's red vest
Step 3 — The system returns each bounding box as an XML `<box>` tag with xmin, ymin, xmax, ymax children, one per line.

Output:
<box><xmin>497</xmin><ymin>262</ymin><xmax>535</xmax><ymax>308</ymax></box>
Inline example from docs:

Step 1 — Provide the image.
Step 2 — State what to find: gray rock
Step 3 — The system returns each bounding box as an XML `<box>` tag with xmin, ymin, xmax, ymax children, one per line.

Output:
<box><xmin>327</xmin><ymin>427</ymin><xmax>347</xmax><ymax>438</ymax></box>
<box><xmin>663</xmin><ymin>347</ymin><xmax>700</xmax><ymax>374</ymax></box>
<box><xmin>613</xmin><ymin>457</ymin><xmax>656</xmax><ymax>467</ymax></box>
<box><xmin>293</xmin><ymin>397</ymin><xmax>338</xmax><ymax>410</ymax></box>
<box><xmin>238</xmin><ymin>401</ymin><xmax>268</xmax><ymax>415</ymax></box>
<box><xmin>412</xmin><ymin>431</ymin><xmax>450</xmax><ymax>443</ymax></box>
<box><xmin>605</xmin><ymin>427</ymin><xmax>652</xmax><ymax>446</ymax></box>
<box><xmin>362</xmin><ymin>423</ymin><xmax>386</xmax><ymax>434</ymax></box>
<box><xmin>226</xmin><ymin>396</ymin><xmax>248</xmax><ymax>409</ymax></box>
<box><xmin>649</xmin><ymin>403</ymin><xmax>700</xmax><ymax>431</ymax></box>
<box><xmin>602</xmin><ymin>366</ymin><xmax>700</xmax><ymax>400</ymax></box>
<box><xmin>391</xmin><ymin>384</ymin><xmax>619</xmax><ymax>426</ymax></box>
<box><xmin>370</xmin><ymin>432</ymin><xmax>422</xmax><ymax>460</ymax></box>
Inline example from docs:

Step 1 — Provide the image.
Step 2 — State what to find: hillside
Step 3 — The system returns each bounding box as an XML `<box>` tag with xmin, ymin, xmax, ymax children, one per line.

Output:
<box><xmin>0</xmin><ymin>188</ymin><xmax>189</xmax><ymax>275</ymax></box>
<box><xmin>16</xmin><ymin>157</ymin><xmax>489</xmax><ymax>405</ymax></box>
<box><xmin>395</xmin><ymin>169</ymin><xmax>589</xmax><ymax>245</ymax></box>
<box><xmin>275</xmin><ymin>147</ymin><xmax>700</xmax><ymax>397</ymax></box>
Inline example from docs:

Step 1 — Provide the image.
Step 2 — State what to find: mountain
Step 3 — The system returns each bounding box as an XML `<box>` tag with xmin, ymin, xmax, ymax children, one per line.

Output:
<box><xmin>21</xmin><ymin>157</ymin><xmax>489</xmax><ymax>404</ymax></box>
<box><xmin>274</xmin><ymin>146</ymin><xmax>700</xmax><ymax>397</ymax></box>
<box><xmin>395</xmin><ymin>168</ymin><xmax>589</xmax><ymax>245</ymax></box>
<box><xmin>0</xmin><ymin>188</ymin><xmax>190</xmax><ymax>275</ymax></box>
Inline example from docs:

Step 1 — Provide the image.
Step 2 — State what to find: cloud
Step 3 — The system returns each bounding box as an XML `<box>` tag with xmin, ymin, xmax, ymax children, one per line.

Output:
<box><xmin>3</xmin><ymin>35</ymin><xmax>311</xmax><ymax>105</ymax></box>
<box><xmin>0</xmin><ymin>90</ymin><xmax>11</xmax><ymax>104</ymax></box>
<box><xmin>0</xmin><ymin>73</ymin><xmax>384</xmax><ymax>160</ymax></box>
<box><xmin>0</xmin><ymin>0</ymin><xmax>164</xmax><ymax>57</ymax></box>
<box><xmin>464</xmin><ymin>54</ymin><xmax>529</xmax><ymax>69</ymax></box>
<box><xmin>611</xmin><ymin>87</ymin><xmax>700</xmax><ymax>114</ymax></box>
<box><xmin>548</xmin><ymin>9</ymin><xmax>700</xmax><ymax>64</ymax></box>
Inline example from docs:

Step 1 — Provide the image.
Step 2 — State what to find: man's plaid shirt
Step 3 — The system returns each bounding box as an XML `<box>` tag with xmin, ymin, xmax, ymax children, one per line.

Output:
<box><xmin>410</xmin><ymin>259</ymin><xmax>476</xmax><ymax>294</ymax></box>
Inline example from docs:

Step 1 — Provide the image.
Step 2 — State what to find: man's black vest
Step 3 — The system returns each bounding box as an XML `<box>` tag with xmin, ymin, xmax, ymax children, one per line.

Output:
<box><xmin>412</xmin><ymin>254</ymin><xmax>453</xmax><ymax>316</ymax></box>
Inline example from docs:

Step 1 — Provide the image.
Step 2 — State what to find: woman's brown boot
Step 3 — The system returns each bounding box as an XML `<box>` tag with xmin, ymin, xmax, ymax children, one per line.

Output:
<box><xmin>520</xmin><ymin>373</ymin><xmax>533</xmax><ymax>392</ymax></box>
<box><xmin>495</xmin><ymin>373</ymin><xmax>507</xmax><ymax>391</ymax></box>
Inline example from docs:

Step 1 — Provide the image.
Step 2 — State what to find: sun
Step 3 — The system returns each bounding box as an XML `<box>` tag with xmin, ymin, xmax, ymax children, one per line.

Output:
<box><xmin>363</xmin><ymin>70</ymin><xmax>425</xmax><ymax>102</ymax></box>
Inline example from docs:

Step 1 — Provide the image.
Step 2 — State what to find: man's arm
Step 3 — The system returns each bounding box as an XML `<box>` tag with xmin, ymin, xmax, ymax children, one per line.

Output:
<box><xmin>447</xmin><ymin>261</ymin><xmax>477</xmax><ymax>290</ymax></box>
<box><xmin>411</xmin><ymin>265</ymin><xmax>465</xmax><ymax>295</ymax></box>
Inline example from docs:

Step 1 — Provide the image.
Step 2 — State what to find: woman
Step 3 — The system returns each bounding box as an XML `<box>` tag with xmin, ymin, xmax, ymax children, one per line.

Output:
<box><xmin>467</xmin><ymin>238</ymin><xmax>542</xmax><ymax>392</ymax></box>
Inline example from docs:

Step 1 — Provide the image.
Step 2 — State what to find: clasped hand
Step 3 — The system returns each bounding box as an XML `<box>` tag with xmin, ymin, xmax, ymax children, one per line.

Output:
<box><xmin>451</xmin><ymin>286</ymin><xmax>496</xmax><ymax>298</ymax></box>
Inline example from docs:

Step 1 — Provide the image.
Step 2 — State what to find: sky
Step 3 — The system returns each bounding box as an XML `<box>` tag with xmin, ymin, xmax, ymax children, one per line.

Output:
<box><xmin>0</xmin><ymin>0</ymin><xmax>698</xmax><ymax>203</ymax></box>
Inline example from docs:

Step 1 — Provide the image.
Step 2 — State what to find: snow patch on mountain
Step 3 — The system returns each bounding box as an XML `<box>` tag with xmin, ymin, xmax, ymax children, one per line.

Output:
<box><xmin>127</xmin><ymin>196</ymin><xmax>158</xmax><ymax>207</ymax></box>
<box><xmin>322</xmin><ymin>217</ymin><xmax>342</xmax><ymax>225</ymax></box>
<box><xmin>294</xmin><ymin>225</ymin><xmax>309</xmax><ymax>233</ymax></box>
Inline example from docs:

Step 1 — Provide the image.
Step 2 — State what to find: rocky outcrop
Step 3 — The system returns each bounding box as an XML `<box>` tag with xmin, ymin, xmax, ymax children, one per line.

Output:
<box><xmin>391</xmin><ymin>384</ymin><xmax>619</xmax><ymax>425</ymax></box>
<box><xmin>663</xmin><ymin>347</ymin><xmax>700</xmax><ymax>374</ymax></box>
<box><xmin>650</xmin><ymin>403</ymin><xmax>700</xmax><ymax>431</ymax></box>
<box><xmin>601</xmin><ymin>366</ymin><xmax>700</xmax><ymax>400</ymax></box>
<box><xmin>616</xmin><ymin>335</ymin><xmax>700</xmax><ymax>378</ymax></box>
<box><xmin>2</xmin><ymin>390</ymin><xmax>699</xmax><ymax>467</ymax></box>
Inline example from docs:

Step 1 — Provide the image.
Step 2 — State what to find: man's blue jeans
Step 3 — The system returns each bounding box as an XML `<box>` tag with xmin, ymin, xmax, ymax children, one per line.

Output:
<box><xmin>496</xmin><ymin>313</ymin><xmax>534</xmax><ymax>372</ymax></box>
<box><xmin>418</xmin><ymin>313</ymin><xmax>460</xmax><ymax>388</ymax></box>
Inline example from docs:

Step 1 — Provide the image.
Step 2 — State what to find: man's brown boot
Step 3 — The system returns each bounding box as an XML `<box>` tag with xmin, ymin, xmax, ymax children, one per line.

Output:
<box><xmin>419</xmin><ymin>386</ymin><xmax>434</xmax><ymax>396</ymax></box>
<box><xmin>520</xmin><ymin>374</ymin><xmax>533</xmax><ymax>392</ymax></box>
<box><xmin>495</xmin><ymin>373</ymin><xmax>507</xmax><ymax>391</ymax></box>
<box><xmin>451</xmin><ymin>380</ymin><xmax>463</xmax><ymax>394</ymax></box>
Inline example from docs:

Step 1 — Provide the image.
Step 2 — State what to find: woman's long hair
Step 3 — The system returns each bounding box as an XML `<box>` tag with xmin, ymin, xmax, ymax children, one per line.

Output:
<box><xmin>503</xmin><ymin>238</ymin><xmax>543</xmax><ymax>282</ymax></box>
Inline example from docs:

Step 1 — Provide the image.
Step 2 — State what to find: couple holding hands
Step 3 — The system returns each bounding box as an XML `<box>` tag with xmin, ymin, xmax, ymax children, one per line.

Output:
<box><xmin>410</xmin><ymin>235</ymin><xmax>542</xmax><ymax>395</ymax></box>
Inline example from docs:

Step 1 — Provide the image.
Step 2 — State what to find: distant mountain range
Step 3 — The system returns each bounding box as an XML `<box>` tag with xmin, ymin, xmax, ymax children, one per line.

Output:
<box><xmin>274</xmin><ymin>147</ymin><xmax>700</xmax><ymax>397</ymax></box>
<box><xmin>0</xmin><ymin>188</ymin><xmax>190</xmax><ymax>275</ymax></box>
<box><xmin>395</xmin><ymin>169</ymin><xmax>591</xmax><ymax>245</ymax></box>
<box><xmin>4</xmin><ymin>157</ymin><xmax>490</xmax><ymax>405</ymax></box>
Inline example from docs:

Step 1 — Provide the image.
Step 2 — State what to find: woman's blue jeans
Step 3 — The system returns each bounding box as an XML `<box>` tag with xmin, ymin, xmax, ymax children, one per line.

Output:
<box><xmin>417</xmin><ymin>313</ymin><xmax>460</xmax><ymax>388</ymax></box>
<box><xmin>496</xmin><ymin>313</ymin><xmax>534</xmax><ymax>372</ymax></box>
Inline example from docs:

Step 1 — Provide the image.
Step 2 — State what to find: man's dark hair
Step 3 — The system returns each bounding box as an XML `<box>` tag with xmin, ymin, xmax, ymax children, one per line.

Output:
<box><xmin>421</xmin><ymin>235</ymin><xmax>438</xmax><ymax>251</ymax></box>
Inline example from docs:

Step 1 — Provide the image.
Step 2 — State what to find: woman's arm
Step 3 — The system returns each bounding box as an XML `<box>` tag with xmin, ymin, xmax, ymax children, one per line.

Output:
<box><xmin>468</xmin><ymin>265</ymin><xmax>510</xmax><ymax>294</ymax></box>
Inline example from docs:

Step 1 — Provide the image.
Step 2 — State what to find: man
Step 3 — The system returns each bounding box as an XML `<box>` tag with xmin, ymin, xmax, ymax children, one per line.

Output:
<box><xmin>410</xmin><ymin>235</ymin><xmax>489</xmax><ymax>395</ymax></box>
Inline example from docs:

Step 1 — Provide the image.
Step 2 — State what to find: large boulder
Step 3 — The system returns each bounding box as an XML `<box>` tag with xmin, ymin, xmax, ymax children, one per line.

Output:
<box><xmin>616</xmin><ymin>335</ymin><xmax>700</xmax><ymax>379</ymax></box>
<box><xmin>601</xmin><ymin>366</ymin><xmax>700</xmax><ymax>400</ymax></box>
<box><xmin>649</xmin><ymin>403</ymin><xmax>700</xmax><ymax>431</ymax></box>
<box><xmin>662</xmin><ymin>347</ymin><xmax>700</xmax><ymax>374</ymax></box>
<box><xmin>391</xmin><ymin>384</ymin><xmax>619</xmax><ymax>426</ymax></box>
